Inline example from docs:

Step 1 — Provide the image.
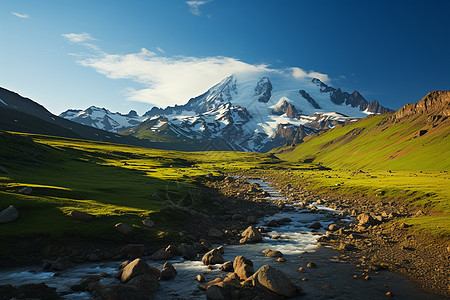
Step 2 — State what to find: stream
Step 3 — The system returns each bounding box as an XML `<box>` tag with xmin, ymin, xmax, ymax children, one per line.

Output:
<box><xmin>0</xmin><ymin>179</ymin><xmax>444</xmax><ymax>299</ymax></box>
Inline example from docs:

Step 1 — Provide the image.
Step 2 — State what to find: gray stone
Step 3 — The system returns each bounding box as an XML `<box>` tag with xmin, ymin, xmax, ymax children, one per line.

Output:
<box><xmin>206</xmin><ymin>285</ymin><xmax>227</xmax><ymax>300</ymax></box>
<box><xmin>120</xmin><ymin>258</ymin><xmax>160</xmax><ymax>283</ymax></box>
<box><xmin>141</xmin><ymin>219</ymin><xmax>154</xmax><ymax>228</ymax></box>
<box><xmin>309</xmin><ymin>222</ymin><xmax>322</xmax><ymax>229</ymax></box>
<box><xmin>208</xmin><ymin>228</ymin><xmax>224</xmax><ymax>238</ymax></box>
<box><xmin>219</xmin><ymin>261</ymin><xmax>234</xmax><ymax>272</ymax></box>
<box><xmin>67</xmin><ymin>210</ymin><xmax>94</xmax><ymax>221</ymax></box>
<box><xmin>233</xmin><ymin>255</ymin><xmax>254</xmax><ymax>280</ymax></box>
<box><xmin>328</xmin><ymin>224</ymin><xmax>338</xmax><ymax>231</ymax></box>
<box><xmin>239</xmin><ymin>226</ymin><xmax>262</xmax><ymax>244</ymax></box>
<box><xmin>115</xmin><ymin>223</ymin><xmax>133</xmax><ymax>234</ymax></box>
<box><xmin>0</xmin><ymin>165</ymin><xmax>9</xmax><ymax>174</ymax></box>
<box><xmin>248</xmin><ymin>264</ymin><xmax>296</xmax><ymax>297</ymax></box>
<box><xmin>51</xmin><ymin>257</ymin><xmax>71</xmax><ymax>271</ymax></box>
<box><xmin>120</xmin><ymin>244</ymin><xmax>145</xmax><ymax>258</ymax></box>
<box><xmin>179</xmin><ymin>243</ymin><xmax>197</xmax><ymax>260</ymax></box>
<box><xmin>18</xmin><ymin>187</ymin><xmax>32</xmax><ymax>195</ymax></box>
<box><xmin>0</xmin><ymin>205</ymin><xmax>19</xmax><ymax>224</ymax></box>
<box><xmin>357</xmin><ymin>213</ymin><xmax>376</xmax><ymax>226</ymax></box>
<box><xmin>247</xmin><ymin>215</ymin><xmax>258</xmax><ymax>224</ymax></box>
<box><xmin>151</xmin><ymin>248</ymin><xmax>173</xmax><ymax>261</ymax></box>
<box><xmin>202</xmin><ymin>248</ymin><xmax>224</xmax><ymax>265</ymax></box>
<box><xmin>126</xmin><ymin>273</ymin><xmax>159</xmax><ymax>294</ymax></box>
<box><xmin>159</xmin><ymin>262</ymin><xmax>177</xmax><ymax>280</ymax></box>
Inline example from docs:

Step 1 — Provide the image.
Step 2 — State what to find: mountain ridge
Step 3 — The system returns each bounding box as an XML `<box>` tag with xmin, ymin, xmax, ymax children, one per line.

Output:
<box><xmin>61</xmin><ymin>74</ymin><xmax>393</xmax><ymax>152</ymax></box>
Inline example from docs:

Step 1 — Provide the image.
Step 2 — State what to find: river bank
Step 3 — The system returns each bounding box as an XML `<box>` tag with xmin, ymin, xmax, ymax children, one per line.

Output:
<box><xmin>260</xmin><ymin>172</ymin><xmax>450</xmax><ymax>297</ymax></box>
<box><xmin>0</xmin><ymin>175</ymin><xmax>447</xmax><ymax>299</ymax></box>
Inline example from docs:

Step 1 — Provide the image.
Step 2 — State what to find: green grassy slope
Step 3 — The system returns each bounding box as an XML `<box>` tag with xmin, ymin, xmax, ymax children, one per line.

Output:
<box><xmin>274</xmin><ymin>92</ymin><xmax>450</xmax><ymax>236</ymax></box>
<box><xmin>0</xmin><ymin>131</ymin><xmax>281</xmax><ymax>245</ymax></box>
<box><xmin>277</xmin><ymin>111</ymin><xmax>450</xmax><ymax>171</ymax></box>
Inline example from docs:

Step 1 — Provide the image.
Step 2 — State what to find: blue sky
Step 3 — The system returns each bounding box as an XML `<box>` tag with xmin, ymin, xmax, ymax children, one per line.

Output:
<box><xmin>0</xmin><ymin>0</ymin><xmax>448</xmax><ymax>115</ymax></box>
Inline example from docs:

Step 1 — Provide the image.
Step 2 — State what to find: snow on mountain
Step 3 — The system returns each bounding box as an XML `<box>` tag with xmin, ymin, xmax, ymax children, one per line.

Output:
<box><xmin>60</xmin><ymin>106</ymin><xmax>148</xmax><ymax>132</ymax></box>
<box><xmin>60</xmin><ymin>74</ymin><xmax>392</xmax><ymax>152</ymax></box>
<box><xmin>137</xmin><ymin>74</ymin><xmax>391</xmax><ymax>151</ymax></box>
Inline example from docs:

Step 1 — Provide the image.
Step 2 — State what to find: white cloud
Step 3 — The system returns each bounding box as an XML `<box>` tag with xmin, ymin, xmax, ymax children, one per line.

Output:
<box><xmin>77</xmin><ymin>48</ymin><xmax>272</xmax><ymax>107</ymax></box>
<box><xmin>291</xmin><ymin>67</ymin><xmax>330</xmax><ymax>83</ymax></box>
<box><xmin>11</xmin><ymin>12</ymin><xmax>29</xmax><ymax>19</ymax></box>
<box><xmin>64</xmin><ymin>38</ymin><xmax>331</xmax><ymax>108</ymax></box>
<box><xmin>186</xmin><ymin>0</ymin><xmax>212</xmax><ymax>16</ymax></box>
<box><xmin>61</xmin><ymin>32</ymin><xmax>97</xmax><ymax>43</ymax></box>
<box><xmin>156</xmin><ymin>46</ymin><xmax>165</xmax><ymax>54</ymax></box>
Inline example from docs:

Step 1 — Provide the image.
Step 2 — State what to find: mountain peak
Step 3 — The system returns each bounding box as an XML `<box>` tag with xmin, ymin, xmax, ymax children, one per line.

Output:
<box><xmin>394</xmin><ymin>91</ymin><xmax>450</xmax><ymax>121</ymax></box>
<box><xmin>255</xmin><ymin>77</ymin><xmax>272</xmax><ymax>103</ymax></box>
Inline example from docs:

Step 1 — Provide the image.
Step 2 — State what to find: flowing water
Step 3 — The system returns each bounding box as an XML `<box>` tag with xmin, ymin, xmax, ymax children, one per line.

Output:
<box><xmin>0</xmin><ymin>179</ymin><xmax>444</xmax><ymax>299</ymax></box>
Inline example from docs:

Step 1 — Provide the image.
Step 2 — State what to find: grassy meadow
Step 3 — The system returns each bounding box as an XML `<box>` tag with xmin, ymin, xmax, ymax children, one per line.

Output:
<box><xmin>0</xmin><ymin>128</ymin><xmax>448</xmax><ymax>255</ymax></box>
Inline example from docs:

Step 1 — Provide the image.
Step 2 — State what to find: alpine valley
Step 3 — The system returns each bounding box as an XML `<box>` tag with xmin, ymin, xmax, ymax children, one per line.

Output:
<box><xmin>60</xmin><ymin>75</ymin><xmax>392</xmax><ymax>152</ymax></box>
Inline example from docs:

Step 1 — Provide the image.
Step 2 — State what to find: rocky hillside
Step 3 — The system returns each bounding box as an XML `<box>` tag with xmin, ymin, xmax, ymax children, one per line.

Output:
<box><xmin>276</xmin><ymin>91</ymin><xmax>450</xmax><ymax>171</ymax></box>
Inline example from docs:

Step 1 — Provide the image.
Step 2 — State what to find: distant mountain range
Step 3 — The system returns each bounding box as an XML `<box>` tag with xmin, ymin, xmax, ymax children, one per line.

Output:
<box><xmin>60</xmin><ymin>75</ymin><xmax>393</xmax><ymax>152</ymax></box>
<box><xmin>0</xmin><ymin>87</ymin><xmax>155</xmax><ymax>148</ymax></box>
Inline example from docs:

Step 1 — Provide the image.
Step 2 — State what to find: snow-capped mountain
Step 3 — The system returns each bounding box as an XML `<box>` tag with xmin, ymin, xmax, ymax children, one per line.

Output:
<box><xmin>60</xmin><ymin>74</ymin><xmax>392</xmax><ymax>152</ymax></box>
<box><xmin>60</xmin><ymin>106</ymin><xmax>148</xmax><ymax>132</ymax></box>
<box><xmin>137</xmin><ymin>75</ymin><xmax>392</xmax><ymax>151</ymax></box>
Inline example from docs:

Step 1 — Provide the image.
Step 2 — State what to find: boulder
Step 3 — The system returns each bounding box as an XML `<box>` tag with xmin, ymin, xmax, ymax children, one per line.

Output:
<box><xmin>141</xmin><ymin>219</ymin><xmax>154</xmax><ymax>228</ymax></box>
<box><xmin>265</xmin><ymin>220</ymin><xmax>280</xmax><ymax>227</ymax></box>
<box><xmin>239</xmin><ymin>226</ymin><xmax>262</xmax><ymax>244</ymax></box>
<box><xmin>115</xmin><ymin>223</ymin><xmax>133</xmax><ymax>234</ymax></box>
<box><xmin>277</xmin><ymin>217</ymin><xmax>292</xmax><ymax>224</ymax></box>
<box><xmin>357</xmin><ymin>213</ymin><xmax>376</xmax><ymax>226</ymax></box>
<box><xmin>206</xmin><ymin>284</ymin><xmax>229</xmax><ymax>300</ymax></box>
<box><xmin>0</xmin><ymin>165</ymin><xmax>9</xmax><ymax>174</ymax></box>
<box><xmin>120</xmin><ymin>244</ymin><xmax>145</xmax><ymax>258</ymax></box>
<box><xmin>233</xmin><ymin>255</ymin><xmax>254</xmax><ymax>280</ymax></box>
<box><xmin>67</xmin><ymin>210</ymin><xmax>94</xmax><ymax>221</ymax></box>
<box><xmin>264</xmin><ymin>250</ymin><xmax>283</xmax><ymax>258</ymax></box>
<box><xmin>51</xmin><ymin>257</ymin><xmax>71</xmax><ymax>271</ymax></box>
<box><xmin>247</xmin><ymin>216</ymin><xmax>258</xmax><ymax>224</ymax></box>
<box><xmin>232</xmin><ymin>214</ymin><xmax>246</xmax><ymax>222</ymax></box>
<box><xmin>18</xmin><ymin>186</ymin><xmax>32</xmax><ymax>195</ymax></box>
<box><xmin>307</xmin><ymin>262</ymin><xmax>317</xmax><ymax>268</ymax></box>
<box><xmin>126</xmin><ymin>273</ymin><xmax>159</xmax><ymax>294</ymax></box>
<box><xmin>0</xmin><ymin>205</ymin><xmax>19</xmax><ymax>224</ymax></box>
<box><xmin>248</xmin><ymin>265</ymin><xmax>296</xmax><ymax>297</ymax></box>
<box><xmin>196</xmin><ymin>274</ymin><xmax>205</xmax><ymax>282</ymax></box>
<box><xmin>219</xmin><ymin>261</ymin><xmax>234</xmax><ymax>272</ymax></box>
<box><xmin>165</xmin><ymin>244</ymin><xmax>182</xmax><ymax>256</ymax></box>
<box><xmin>208</xmin><ymin>228</ymin><xmax>224</xmax><ymax>238</ymax></box>
<box><xmin>201</xmin><ymin>240</ymin><xmax>212</xmax><ymax>251</ymax></box>
<box><xmin>328</xmin><ymin>223</ymin><xmax>338</xmax><ymax>231</ymax></box>
<box><xmin>309</xmin><ymin>222</ymin><xmax>322</xmax><ymax>229</ymax></box>
<box><xmin>202</xmin><ymin>248</ymin><xmax>224</xmax><ymax>265</ymax></box>
<box><xmin>159</xmin><ymin>262</ymin><xmax>177</xmax><ymax>280</ymax></box>
<box><xmin>179</xmin><ymin>243</ymin><xmax>197</xmax><ymax>260</ymax></box>
<box><xmin>151</xmin><ymin>248</ymin><xmax>173</xmax><ymax>261</ymax></box>
<box><xmin>120</xmin><ymin>258</ymin><xmax>160</xmax><ymax>283</ymax></box>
